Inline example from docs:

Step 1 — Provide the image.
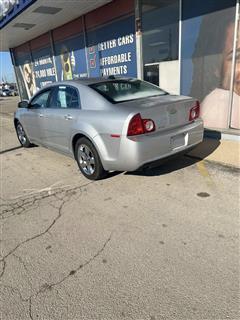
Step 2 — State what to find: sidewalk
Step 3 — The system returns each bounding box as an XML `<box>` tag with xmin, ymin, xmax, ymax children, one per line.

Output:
<box><xmin>187</xmin><ymin>137</ymin><xmax>240</xmax><ymax>169</ymax></box>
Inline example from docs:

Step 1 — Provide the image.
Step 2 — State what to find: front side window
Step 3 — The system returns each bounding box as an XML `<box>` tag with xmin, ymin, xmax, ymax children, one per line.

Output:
<box><xmin>49</xmin><ymin>86</ymin><xmax>80</xmax><ymax>109</ymax></box>
<box><xmin>30</xmin><ymin>90</ymin><xmax>51</xmax><ymax>108</ymax></box>
<box><xmin>90</xmin><ymin>79</ymin><xmax>167</xmax><ymax>103</ymax></box>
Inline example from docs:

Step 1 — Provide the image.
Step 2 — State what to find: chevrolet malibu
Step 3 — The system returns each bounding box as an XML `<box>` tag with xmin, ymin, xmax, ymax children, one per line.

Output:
<box><xmin>14</xmin><ymin>78</ymin><xmax>204</xmax><ymax>180</ymax></box>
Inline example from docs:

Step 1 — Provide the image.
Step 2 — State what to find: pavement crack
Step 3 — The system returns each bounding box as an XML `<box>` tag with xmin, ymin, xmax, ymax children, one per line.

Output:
<box><xmin>29</xmin><ymin>296</ymin><xmax>33</xmax><ymax>320</ymax></box>
<box><xmin>0</xmin><ymin>181</ymin><xmax>95</xmax><ymax>319</ymax></box>
<box><xmin>0</xmin><ymin>193</ymin><xmax>49</xmax><ymax>220</ymax></box>
<box><xmin>0</xmin><ymin>181</ymin><xmax>93</xmax><ymax>220</ymax></box>
<box><xmin>12</xmin><ymin>253</ymin><xmax>33</xmax><ymax>289</ymax></box>
<box><xmin>0</xmin><ymin>259</ymin><xmax>6</xmax><ymax>279</ymax></box>
<box><xmin>20</xmin><ymin>232</ymin><xmax>112</xmax><ymax>320</ymax></box>
<box><xmin>0</xmin><ymin>182</ymin><xmax>93</xmax><ymax>267</ymax></box>
<box><xmin>0</xmin><ymin>200</ymin><xmax>66</xmax><ymax>262</ymax></box>
<box><xmin>38</xmin><ymin>231</ymin><xmax>113</xmax><ymax>293</ymax></box>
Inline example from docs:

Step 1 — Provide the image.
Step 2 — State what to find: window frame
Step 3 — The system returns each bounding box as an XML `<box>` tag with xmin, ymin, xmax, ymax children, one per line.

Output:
<box><xmin>29</xmin><ymin>88</ymin><xmax>52</xmax><ymax>109</ymax></box>
<box><xmin>141</xmin><ymin>0</ymin><xmax>180</xmax><ymax>64</ymax></box>
<box><xmin>48</xmin><ymin>85</ymin><xmax>81</xmax><ymax>109</ymax></box>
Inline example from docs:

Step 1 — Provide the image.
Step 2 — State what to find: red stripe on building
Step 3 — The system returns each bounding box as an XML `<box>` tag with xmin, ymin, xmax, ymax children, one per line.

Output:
<box><xmin>29</xmin><ymin>33</ymin><xmax>50</xmax><ymax>51</ymax></box>
<box><xmin>52</xmin><ymin>17</ymin><xmax>84</xmax><ymax>42</ymax></box>
<box><xmin>85</xmin><ymin>0</ymin><xmax>135</xmax><ymax>31</ymax></box>
<box><xmin>13</xmin><ymin>42</ymin><xmax>31</xmax><ymax>57</ymax></box>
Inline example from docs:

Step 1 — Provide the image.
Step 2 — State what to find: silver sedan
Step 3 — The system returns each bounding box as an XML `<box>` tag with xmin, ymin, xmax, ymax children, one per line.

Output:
<box><xmin>14</xmin><ymin>77</ymin><xmax>204</xmax><ymax>180</ymax></box>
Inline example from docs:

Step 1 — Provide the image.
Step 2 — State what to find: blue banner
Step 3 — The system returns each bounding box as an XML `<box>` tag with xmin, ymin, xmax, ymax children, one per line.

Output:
<box><xmin>86</xmin><ymin>16</ymin><xmax>137</xmax><ymax>78</ymax></box>
<box><xmin>14</xmin><ymin>49</ymin><xmax>36</xmax><ymax>99</ymax></box>
<box><xmin>32</xmin><ymin>47</ymin><xmax>56</xmax><ymax>90</ymax></box>
<box><xmin>54</xmin><ymin>34</ymin><xmax>88</xmax><ymax>81</ymax></box>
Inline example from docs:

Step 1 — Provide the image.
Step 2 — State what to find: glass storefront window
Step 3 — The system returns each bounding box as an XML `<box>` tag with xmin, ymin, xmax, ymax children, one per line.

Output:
<box><xmin>142</xmin><ymin>0</ymin><xmax>179</xmax><ymax>64</ymax></box>
<box><xmin>181</xmin><ymin>1</ymin><xmax>237</xmax><ymax>130</ymax></box>
<box><xmin>141</xmin><ymin>0</ymin><xmax>180</xmax><ymax>93</ymax></box>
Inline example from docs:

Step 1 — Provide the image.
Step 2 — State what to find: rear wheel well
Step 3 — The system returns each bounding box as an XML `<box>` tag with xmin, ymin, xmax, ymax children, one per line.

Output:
<box><xmin>72</xmin><ymin>134</ymin><xmax>91</xmax><ymax>158</ymax></box>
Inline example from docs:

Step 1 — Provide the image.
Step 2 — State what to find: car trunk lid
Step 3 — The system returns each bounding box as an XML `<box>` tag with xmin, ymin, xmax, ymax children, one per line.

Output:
<box><xmin>117</xmin><ymin>95</ymin><xmax>198</xmax><ymax>133</ymax></box>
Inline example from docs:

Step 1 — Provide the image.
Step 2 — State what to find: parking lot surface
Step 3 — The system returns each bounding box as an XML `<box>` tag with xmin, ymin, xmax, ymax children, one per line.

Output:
<box><xmin>0</xmin><ymin>97</ymin><xmax>239</xmax><ymax>320</ymax></box>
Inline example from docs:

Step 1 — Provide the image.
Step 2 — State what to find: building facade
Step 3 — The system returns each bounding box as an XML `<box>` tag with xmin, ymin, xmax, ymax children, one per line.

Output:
<box><xmin>0</xmin><ymin>0</ymin><xmax>239</xmax><ymax>132</ymax></box>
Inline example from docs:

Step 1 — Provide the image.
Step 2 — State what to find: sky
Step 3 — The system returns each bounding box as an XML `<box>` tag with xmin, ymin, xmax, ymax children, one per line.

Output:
<box><xmin>0</xmin><ymin>51</ymin><xmax>16</xmax><ymax>83</ymax></box>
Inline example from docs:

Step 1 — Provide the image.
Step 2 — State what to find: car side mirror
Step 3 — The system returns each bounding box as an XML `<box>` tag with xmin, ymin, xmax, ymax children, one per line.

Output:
<box><xmin>18</xmin><ymin>100</ymin><xmax>29</xmax><ymax>108</ymax></box>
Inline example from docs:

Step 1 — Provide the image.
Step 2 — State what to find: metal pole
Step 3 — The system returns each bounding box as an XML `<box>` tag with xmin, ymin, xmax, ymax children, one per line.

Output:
<box><xmin>178</xmin><ymin>0</ymin><xmax>182</xmax><ymax>95</ymax></box>
<box><xmin>82</xmin><ymin>15</ymin><xmax>90</xmax><ymax>78</ymax></box>
<box><xmin>227</xmin><ymin>0</ymin><xmax>239</xmax><ymax>128</ymax></box>
<box><xmin>135</xmin><ymin>0</ymin><xmax>143</xmax><ymax>79</ymax></box>
<box><xmin>49</xmin><ymin>30</ymin><xmax>58</xmax><ymax>82</ymax></box>
<box><xmin>9</xmin><ymin>48</ymin><xmax>21</xmax><ymax>101</ymax></box>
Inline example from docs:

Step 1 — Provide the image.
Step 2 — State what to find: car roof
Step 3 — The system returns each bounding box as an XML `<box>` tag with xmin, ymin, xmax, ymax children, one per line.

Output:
<box><xmin>45</xmin><ymin>77</ymin><xmax>135</xmax><ymax>88</ymax></box>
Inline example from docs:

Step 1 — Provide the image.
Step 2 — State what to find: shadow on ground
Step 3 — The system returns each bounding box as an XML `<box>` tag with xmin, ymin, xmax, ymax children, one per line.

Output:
<box><xmin>126</xmin><ymin>155</ymin><xmax>198</xmax><ymax>177</ymax></box>
<box><xmin>0</xmin><ymin>146</ymin><xmax>22</xmax><ymax>155</ymax></box>
<box><xmin>0</xmin><ymin>132</ymin><xmax>221</xmax><ymax>179</ymax></box>
<box><xmin>187</xmin><ymin>136</ymin><xmax>221</xmax><ymax>160</ymax></box>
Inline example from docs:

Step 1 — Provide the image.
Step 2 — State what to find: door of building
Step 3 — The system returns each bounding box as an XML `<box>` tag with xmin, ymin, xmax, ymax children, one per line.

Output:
<box><xmin>144</xmin><ymin>63</ymin><xmax>159</xmax><ymax>86</ymax></box>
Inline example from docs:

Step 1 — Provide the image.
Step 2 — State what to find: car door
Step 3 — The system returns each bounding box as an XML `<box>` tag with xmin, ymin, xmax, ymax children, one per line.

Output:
<box><xmin>42</xmin><ymin>85</ymin><xmax>80</xmax><ymax>154</ymax></box>
<box><xmin>22</xmin><ymin>89</ymin><xmax>51</xmax><ymax>144</ymax></box>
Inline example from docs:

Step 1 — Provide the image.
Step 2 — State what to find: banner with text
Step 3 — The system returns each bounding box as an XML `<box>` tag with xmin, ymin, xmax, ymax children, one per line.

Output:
<box><xmin>86</xmin><ymin>16</ymin><xmax>137</xmax><ymax>77</ymax></box>
<box><xmin>32</xmin><ymin>47</ymin><xmax>57</xmax><ymax>90</ymax></box>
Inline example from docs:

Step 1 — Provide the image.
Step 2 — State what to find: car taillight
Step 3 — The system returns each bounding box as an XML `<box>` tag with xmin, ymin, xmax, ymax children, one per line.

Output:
<box><xmin>189</xmin><ymin>101</ymin><xmax>200</xmax><ymax>121</ymax></box>
<box><xmin>127</xmin><ymin>113</ymin><xmax>155</xmax><ymax>136</ymax></box>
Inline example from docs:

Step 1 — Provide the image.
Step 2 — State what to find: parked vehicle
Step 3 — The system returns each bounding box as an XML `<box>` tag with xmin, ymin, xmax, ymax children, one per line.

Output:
<box><xmin>6</xmin><ymin>88</ymin><xmax>18</xmax><ymax>96</ymax></box>
<box><xmin>9</xmin><ymin>89</ymin><xmax>18</xmax><ymax>96</ymax></box>
<box><xmin>0</xmin><ymin>88</ymin><xmax>18</xmax><ymax>96</ymax></box>
<box><xmin>0</xmin><ymin>89</ymin><xmax>7</xmax><ymax>97</ymax></box>
<box><xmin>14</xmin><ymin>78</ymin><xmax>204</xmax><ymax>180</ymax></box>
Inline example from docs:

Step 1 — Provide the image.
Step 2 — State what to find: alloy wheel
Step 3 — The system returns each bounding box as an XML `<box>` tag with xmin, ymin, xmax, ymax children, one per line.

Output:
<box><xmin>17</xmin><ymin>123</ymin><xmax>27</xmax><ymax>145</ymax></box>
<box><xmin>78</xmin><ymin>144</ymin><xmax>95</xmax><ymax>175</ymax></box>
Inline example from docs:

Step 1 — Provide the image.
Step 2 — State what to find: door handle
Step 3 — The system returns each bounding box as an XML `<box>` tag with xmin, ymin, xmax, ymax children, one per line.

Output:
<box><xmin>39</xmin><ymin>113</ymin><xmax>44</xmax><ymax>118</ymax></box>
<box><xmin>64</xmin><ymin>114</ymin><xmax>73</xmax><ymax>120</ymax></box>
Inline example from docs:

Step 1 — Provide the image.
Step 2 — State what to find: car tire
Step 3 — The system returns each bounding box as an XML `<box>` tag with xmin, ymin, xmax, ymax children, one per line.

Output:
<box><xmin>15</xmin><ymin>121</ymin><xmax>32</xmax><ymax>148</ymax></box>
<box><xmin>75</xmin><ymin>137</ymin><xmax>107</xmax><ymax>180</ymax></box>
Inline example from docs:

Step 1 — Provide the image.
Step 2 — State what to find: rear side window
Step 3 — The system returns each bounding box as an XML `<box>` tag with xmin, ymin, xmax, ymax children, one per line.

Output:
<box><xmin>49</xmin><ymin>86</ymin><xmax>80</xmax><ymax>109</ymax></box>
<box><xmin>90</xmin><ymin>79</ymin><xmax>168</xmax><ymax>103</ymax></box>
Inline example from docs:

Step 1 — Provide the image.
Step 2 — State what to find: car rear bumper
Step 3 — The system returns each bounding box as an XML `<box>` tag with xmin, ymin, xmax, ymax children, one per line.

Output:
<box><xmin>102</xmin><ymin>119</ymin><xmax>204</xmax><ymax>172</ymax></box>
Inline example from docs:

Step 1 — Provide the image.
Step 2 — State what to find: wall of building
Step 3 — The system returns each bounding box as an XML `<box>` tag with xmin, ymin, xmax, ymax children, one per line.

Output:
<box><xmin>12</xmin><ymin>0</ymin><xmax>136</xmax><ymax>100</ymax></box>
<box><xmin>11</xmin><ymin>0</ymin><xmax>239</xmax><ymax>132</ymax></box>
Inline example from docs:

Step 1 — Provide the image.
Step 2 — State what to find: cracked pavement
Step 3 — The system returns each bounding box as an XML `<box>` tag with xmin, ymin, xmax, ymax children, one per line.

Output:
<box><xmin>0</xmin><ymin>98</ymin><xmax>239</xmax><ymax>319</ymax></box>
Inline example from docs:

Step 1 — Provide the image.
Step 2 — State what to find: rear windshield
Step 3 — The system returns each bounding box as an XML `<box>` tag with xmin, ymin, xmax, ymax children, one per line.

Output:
<box><xmin>89</xmin><ymin>79</ymin><xmax>168</xmax><ymax>103</ymax></box>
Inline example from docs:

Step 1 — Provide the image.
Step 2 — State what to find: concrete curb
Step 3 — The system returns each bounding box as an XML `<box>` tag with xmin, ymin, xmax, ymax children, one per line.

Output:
<box><xmin>186</xmin><ymin>154</ymin><xmax>240</xmax><ymax>173</ymax></box>
<box><xmin>187</xmin><ymin>138</ymin><xmax>240</xmax><ymax>170</ymax></box>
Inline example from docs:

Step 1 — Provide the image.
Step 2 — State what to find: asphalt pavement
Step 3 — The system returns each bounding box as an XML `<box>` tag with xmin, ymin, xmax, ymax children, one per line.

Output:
<box><xmin>0</xmin><ymin>97</ymin><xmax>239</xmax><ymax>320</ymax></box>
